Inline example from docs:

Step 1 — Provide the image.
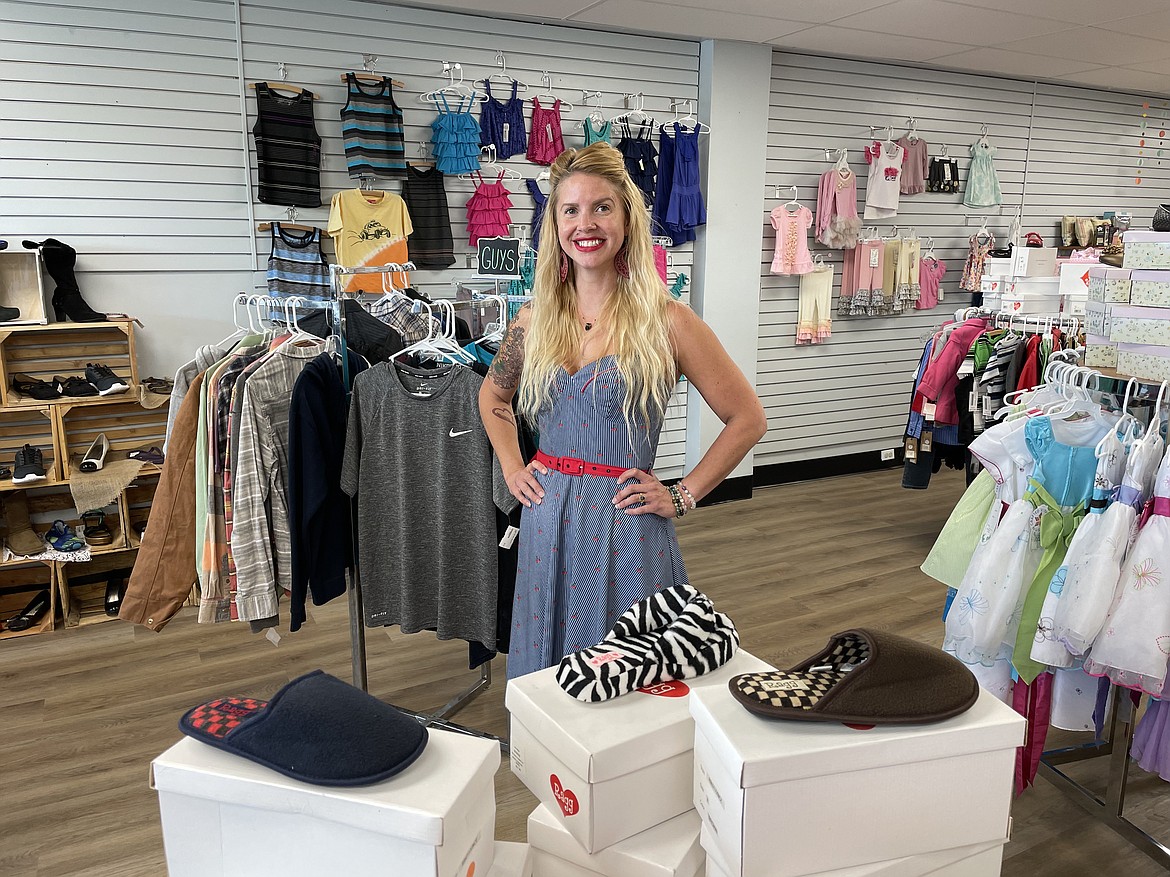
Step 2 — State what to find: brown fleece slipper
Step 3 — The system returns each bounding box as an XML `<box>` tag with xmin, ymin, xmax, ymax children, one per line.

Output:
<box><xmin>729</xmin><ymin>628</ymin><xmax>979</xmax><ymax>725</ymax></box>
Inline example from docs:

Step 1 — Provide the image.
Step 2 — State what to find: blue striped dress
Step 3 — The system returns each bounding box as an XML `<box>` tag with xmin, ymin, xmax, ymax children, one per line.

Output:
<box><xmin>507</xmin><ymin>355</ymin><xmax>689</xmax><ymax>678</ymax></box>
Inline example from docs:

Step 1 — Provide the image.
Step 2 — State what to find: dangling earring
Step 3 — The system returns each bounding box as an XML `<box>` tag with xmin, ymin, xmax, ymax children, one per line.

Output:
<box><xmin>614</xmin><ymin>244</ymin><xmax>631</xmax><ymax>280</ymax></box>
<box><xmin>559</xmin><ymin>249</ymin><xmax>570</xmax><ymax>283</ymax></box>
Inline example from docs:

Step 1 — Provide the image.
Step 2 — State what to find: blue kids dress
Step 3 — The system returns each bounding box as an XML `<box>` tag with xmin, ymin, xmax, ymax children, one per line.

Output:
<box><xmin>665</xmin><ymin>123</ymin><xmax>707</xmax><ymax>232</ymax></box>
<box><xmin>507</xmin><ymin>356</ymin><xmax>689</xmax><ymax>678</ymax></box>
<box><xmin>963</xmin><ymin>140</ymin><xmax>1003</xmax><ymax>208</ymax></box>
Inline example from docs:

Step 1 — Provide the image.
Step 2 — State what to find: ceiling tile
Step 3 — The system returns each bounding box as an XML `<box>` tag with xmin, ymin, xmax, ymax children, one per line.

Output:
<box><xmin>1125</xmin><ymin>58</ymin><xmax>1170</xmax><ymax>76</ymax></box>
<box><xmin>943</xmin><ymin>0</ymin><xmax>1168</xmax><ymax>26</ymax></box>
<box><xmin>660</xmin><ymin>0</ymin><xmax>894</xmax><ymax>23</ymax></box>
<box><xmin>927</xmin><ymin>47</ymin><xmax>1104</xmax><ymax>79</ymax></box>
<box><xmin>392</xmin><ymin>0</ymin><xmax>590</xmax><ymax>17</ymax></box>
<box><xmin>570</xmin><ymin>0</ymin><xmax>808</xmax><ymax>42</ymax></box>
<box><xmin>830</xmin><ymin>0</ymin><xmax>1072</xmax><ymax>45</ymax></box>
<box><xmin>995</xmin><ymin>26</ymin><xmax>1170</xmax><ymax>66</ymax></box>
<box><xmin>1100</xmin><ymin>10</ymin><xmax>1170</xmax><ymax>38</ymax></box>
<box><xmin>772</xmin><ymin>25</ymin><xmax>974</xmax><ymax>64</ymax></box>
<box><xmin>1062</xmin><ymin>66</ymin><xmax>1170</xmax><ymax>95</ymax></box>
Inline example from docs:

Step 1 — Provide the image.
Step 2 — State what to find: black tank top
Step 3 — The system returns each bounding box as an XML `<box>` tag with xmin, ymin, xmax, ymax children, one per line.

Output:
<box><xmin>252</xmin><ymin>84</ymin><xmax>322</xmax><ymax>207</ymax></box>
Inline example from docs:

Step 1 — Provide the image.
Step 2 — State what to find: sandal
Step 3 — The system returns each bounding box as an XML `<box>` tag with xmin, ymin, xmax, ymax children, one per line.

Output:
<box><xmin>11</xmin><ymin>372</ymin><xmax>61</xmax><ymax>401</ymax></box>
<box><xmin>143</xmin><ymin>376</ymin><xmax>174</xmax><ymax>395</ymax></box>
<box><xmin>81</xmin><ymin>510</ymin><xmax>113</xmax><ymax>546</ymax></box>
<box><xmin>45</xmin><ymin>520</ymin><xmax>84</xmax><ymax>552</ymax></box>
<box><xmin>128</xmin><ymin>446</ymin><xmax>165</xmax><ymax>466</ymax></box>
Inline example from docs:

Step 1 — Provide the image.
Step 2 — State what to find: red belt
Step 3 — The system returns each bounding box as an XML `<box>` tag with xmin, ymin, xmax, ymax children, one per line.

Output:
<box><xmin>535</xmin><ymin>450</ymin><xmax>627</xmax><ymax>478</ymax></box>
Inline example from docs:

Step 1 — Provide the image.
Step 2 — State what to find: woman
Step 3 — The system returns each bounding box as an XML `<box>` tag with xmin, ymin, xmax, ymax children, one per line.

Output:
<box><xmin>479</xmin><ymin>143</ymin><xmax>766</xmax><ymax>678</ymax></box>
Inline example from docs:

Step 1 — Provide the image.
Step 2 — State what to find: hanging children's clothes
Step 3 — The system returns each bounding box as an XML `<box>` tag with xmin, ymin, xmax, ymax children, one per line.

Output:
<box><xmin>769</xmin><ymin>204</ymin><xmax>814</xmax><ymax>275</ymax></box>
<box><xmin>664</xmin><ymin>123</ymin><xmax>707</xmax><ymax>234</ymax></box>
<box><xmin>340</xmin><ymin>73</ymin><xmax>406</xmax><ymax>179</ymax></box>
<box><xmin>896</xmin><ymin>137</ymin><xmax>929</xmax><ymax>196</ymax></box>
<box><xmin>527</xmin><ymin>179</ymin><xmax>548</xmax><ymax>251</ymax></box>
<box><xmin>328</xmin><ymin>188</ymin><xmax>413</xmax><ymax>293</ymax></box>
<box><xmin>815</xmin><ymin>167</ymin><xmax>860</xmax><ymax>249</ymax></box>
<box><xmin>527</xmin><ymin>98</ymin><xmax>566</xmax><ymax>165</ymax></box>
<box><xmin>917</xmin><ymin>256</ymin><xmax>946</xmax><ymax>309</ymax></box>
<box><xmin>616</xmin><ymin>120</ymin><xmax>657</xmax><ymax>205</ymax></box>
<box><xmin>797</xmin><ymin>265</ymin><xmax>833</xmax><ymax>345</ymax></box>
<box><xmin>881</xmin><ymin>238</ymin><xmax>899</xmax><ymax>314</ymax></box>
<box><xmin>583</xmin><ymin>117</ymin><xmax>612</xmax><ymax>145</ymax></box>
<box><xmin>894</xmin><ymin>237</ymin><xmax>921</xmax><ymax>312</ymax></box>
<box><xmin>479</xmin><ymin>80</ymin><xmax>527</xmax><ymax>160</ymax></box>
<box><xmin>653</xmin><ymin>245</ymin><xmax>668</xmax><ymax>282</ymax></box>
<box><xmin>863</xmin><ymin>139</ymin><xmax>904</xmax><ymax>220</ymax></box>
<box><xmin>964</xmin><ymin>140</ymin><xmax>1003</xmax><ymax>208</ymax></box>
<box><xmin>928</xmin><ymin>155</ymin><xmax>960</xmax><ymax>193</ymax></box>
<box><xmin>846</xmin><ymin>239</ymin><xmax>884</xmax><ymax>316</ymax></box>
<box><xmin>401</xmin><ymin>164</ymin><xmax>455</xmax><ymax>270</ymax></box>
<box><xmin>960</xmin><ymin>232</ymin><xmax>995</xmax><ymax>292</ymax></box>
<box><xmin>266</xmin><ymin>223</ymin><xmax>330</xmax><ymax>300</ymax></box>
<box><xmin>431</xmin><ymin>94</ymin><xmax>481</xmax><ymax>175</ymax></box>
<box><xmin>466</xmin><ymin>170</ymin><xmax>514</xmax><ymax>247</ymax></box>
<box><xmin>652</xmin><ymin>127</ymin><xmax>691</xmax><ymax>246</ymax></box>
<box><xmin>252</xmin><ymin>84</ymin><xmax>321</xmax><ymax>207</ymax></box>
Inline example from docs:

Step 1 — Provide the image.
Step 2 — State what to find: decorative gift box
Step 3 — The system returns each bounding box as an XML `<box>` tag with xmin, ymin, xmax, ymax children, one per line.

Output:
<box><xmin>1087</xmin><ymin>266</ymin><xmax>1132</xmax><ymax>304</ymax></box>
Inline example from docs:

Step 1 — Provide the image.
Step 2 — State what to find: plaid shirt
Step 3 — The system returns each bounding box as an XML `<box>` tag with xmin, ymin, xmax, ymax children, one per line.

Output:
<box><xmin>368</xmin><ymin>294</ymin><xmax>434</xmax><ymax>343</ymax></box>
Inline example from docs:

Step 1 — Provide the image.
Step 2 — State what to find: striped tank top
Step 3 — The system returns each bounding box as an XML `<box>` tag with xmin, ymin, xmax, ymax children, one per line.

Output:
<box><xmin>266</xmin><ymin>223</ymin><xmax>330</xmax><ymax>300</ymax></box>
<box><xmin>340</xmin><ymin>73</ymin><xmax>406</xmax><ymax>179</ymax></box>
<box><xmin>252</xmin><ymin>84</ymin><xmax>322</xmax><ymax>207</ymax></box>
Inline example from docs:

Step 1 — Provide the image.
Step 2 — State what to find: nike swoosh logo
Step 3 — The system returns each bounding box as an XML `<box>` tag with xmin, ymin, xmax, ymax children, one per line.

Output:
<box><xmin>449</xmin><ymin>428</ymin><xmax>472</xmax><ymax>438</ymax></box>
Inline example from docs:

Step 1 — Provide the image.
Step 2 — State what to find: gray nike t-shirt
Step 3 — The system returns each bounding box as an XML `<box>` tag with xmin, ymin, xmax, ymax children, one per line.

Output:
<box><xmin>341</xmin><ymin>362</ymin><xmax>508</xmax><ymax>645</ymax></box>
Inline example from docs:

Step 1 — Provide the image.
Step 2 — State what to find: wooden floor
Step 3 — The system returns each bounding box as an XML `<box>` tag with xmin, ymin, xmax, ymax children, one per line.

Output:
<box><xmin>3</xmin><ymin>468</ymin><xmax>1169</xmax><ymax>876</ymax></box>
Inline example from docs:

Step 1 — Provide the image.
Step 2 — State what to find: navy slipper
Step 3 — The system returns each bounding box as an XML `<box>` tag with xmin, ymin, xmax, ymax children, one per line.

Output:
<box><xmin>179</xmin><ymin>670</ymin><xmax>428</xmax><ymax>786</ymax></box>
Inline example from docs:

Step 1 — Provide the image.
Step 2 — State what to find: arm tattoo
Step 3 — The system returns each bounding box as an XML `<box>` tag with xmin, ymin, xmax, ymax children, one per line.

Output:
<box><xmin>489</xmin><ymin>325</ymin><xmax>525</xmax><ymax>389</ymax></box>
<box><xmin>491</xmin><ymin>406</ymin><xmax>515</xmax><ymax>424</ymax></box>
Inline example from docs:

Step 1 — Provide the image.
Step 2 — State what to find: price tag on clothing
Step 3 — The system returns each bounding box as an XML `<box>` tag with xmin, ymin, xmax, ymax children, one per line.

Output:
<box><xmin>904</xmin><ymin>436</ymin><xmax>918</xmax><ymax>462</ymax></box>
<box><xmin>922</xmin><ymin>401</ymin><xmax>937</xmax><ymax>420</ymax></box>
<box><xmin>943</xmin><ymin>163</ymin><xmax>953</xmax><ymax>181</ymax></box>
<box><xmin>974</xmin><ymin>409</ymin><xmax>985</xmax><ymax>432</ymax></box>
<box><xmin>869</xmin><ymin>248</ymin><xmax>880</xmax><ymax>268</ymax></box>
<box><xmin>499</xmin><ymin>525</ymin><xmax>519</xmax><ymax>549</ymax></box>
<box><xmin>957</xmin><ymin>359</ymin><xmax>975</xmax><ymax>378</ymax></box>
<box><xmin>546</xmin><ymin>123</ymin><xmax>553</xmax><ymax>140</ymax></box>
<box><xmin>982</xmin><ymin>395</ymin><xmax>994</xmax><ymax>417</ymax></box>
<box><xmin>938</xmin><ymin>288</ymin><xmax>945</xmax><ymax>301</ymax></box>
<box><xmin>638</xmin><ymin>158</ymin><xmax>645</xmax><ymax>171</ymax></box>
<box><xmin>503</xmin><ymin>123</ymin><xmax>510</xmax><ymax>141</ymax></box>
<box><xmin>265</xmin><ymin>629</ymin><xmax>281</xmax><ymax>647</ymax></box>
<box><xmin>920</xmin><ymin>430</ymin><xmax>933</xmax><ymax>452</ymax></box>
<box><xmin>969</xmin><ymin>390</ymin><xmax>980</xmax><ymax>412</ymax></box>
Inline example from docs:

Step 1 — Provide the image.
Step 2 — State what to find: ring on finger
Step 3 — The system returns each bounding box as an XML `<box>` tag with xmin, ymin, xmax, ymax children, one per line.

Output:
<box><xmin>639</xmin><ymin>492</ymin><xmax>646</xmax><ymax>504</ymax></box>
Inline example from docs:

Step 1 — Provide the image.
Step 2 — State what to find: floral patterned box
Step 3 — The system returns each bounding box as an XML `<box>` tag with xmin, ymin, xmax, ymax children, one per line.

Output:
<box><xmin>1087</xmin><ymin>266</ymin><xmax>1132</xmax><ymax>303</ymax></box>
<box><xmin>1128</xmin><ymin>270</ymin><xmax>1170</xmax><ymax>307</ymax></box>
<box><xmin>1117</xmin><ymin>344</ymin><xmax>1170</xmax><ymax>384</ymax></box>
<box><xmin>1085</xmin><ymin>334</ymin><xmax>1117</xmax><ymax>369</ymax></box>
<box><xmin>1086</xmin><ymin>302</ymin><xmax>1112</xmax><ymax>336</ymax></box>
<box><xmin>1123</xmin><ymin>232</ymin><xmax>1170</xmax><ymax>270</ymax></box>
<box><xmin>1108</xmin><ymin>306</ymin><xmax>1170</xmax><ymax>346</ymax></box>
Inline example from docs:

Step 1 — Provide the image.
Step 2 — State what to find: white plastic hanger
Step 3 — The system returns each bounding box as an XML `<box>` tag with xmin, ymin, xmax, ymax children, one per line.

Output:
<box><xmin>906</xmin><ymin>117</ymin><xmax>919</xmax><ymax>143</ymax></box>
<box><xmin>534</xmin><ymin>72</ymin><xmax>574</xmax><ymax>110</ymax></box>
<box><xmin>662</xmin><ymin>99</ymin><xmax>710</xmax><ymax>134</ymax></box>
<box><xmin>474</xmin><ymin>51</ymin><xmax>528</xmax><ymax>92</ymax></box>
<box><xmin>419</xmin><ymin>61</ymin><xmax>484</xmax><ymax>105</ymax></box>
<box><xmin>460</xmin><ymin>145</ymin><xmax>522</xmax><ymax>181</ymax></box>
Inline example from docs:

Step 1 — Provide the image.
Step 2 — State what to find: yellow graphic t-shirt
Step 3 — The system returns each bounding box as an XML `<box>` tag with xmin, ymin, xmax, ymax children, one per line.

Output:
<box><xmin>327</xmin><ymin>188</ymin><xmax>414</xmax><ymax>292</ymax></box>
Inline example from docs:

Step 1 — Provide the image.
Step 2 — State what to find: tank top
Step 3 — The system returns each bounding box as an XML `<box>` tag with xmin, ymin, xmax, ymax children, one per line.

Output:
<box><xmin>252</xmin><ymin>84</ymin><xmax>322</xmax><ymax>207</ymax></box>
<box><xmin>583</xmin><ymin>117</ymin><xmax>612</xmax><ymax>145</ymax></box>
<box><xmin>340</xmin><ymin>73</ymin><xmax>406</xmax><ymax>179</ymax></box>
<box><xmin>526</xmin><ymin>179</ymin><xmax>548</xmax><ymax>251</ymax></box>
<box><xmin>266</xmin><ymin>223</ymin><xmax>330</xmax><ymax>300</ymax></box>
<box><xmin>402</xmin><ymin>164</ymin><xmax>456</xmax><ymax>270</ymax></box>
<box><xmin>479</xmin><ymin>80</ymin><xmax>528</xmax><ymax>160</ymax></box>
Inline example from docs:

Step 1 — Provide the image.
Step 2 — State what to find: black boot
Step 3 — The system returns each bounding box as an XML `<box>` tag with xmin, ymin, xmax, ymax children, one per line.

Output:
<box><xmin>22</xmin><ymin>239</ymin><xmax>106</xmax><ymax>323</ymax></box>
<box><xmin>0</xmin><ymin>306</ymin><xmax>20</xmax><ymax>322</ymax></box>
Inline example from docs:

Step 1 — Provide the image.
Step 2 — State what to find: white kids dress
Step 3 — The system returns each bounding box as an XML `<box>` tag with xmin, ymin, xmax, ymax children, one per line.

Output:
<box><xmin>863</xmin><ymin>140</ymin><xmax>904</xmax><ymax>220</ymax></box>
<box><xmin>964</xmin><ymin>140</ymin><xmax>1003</xmax><ymax>208</ymax></box>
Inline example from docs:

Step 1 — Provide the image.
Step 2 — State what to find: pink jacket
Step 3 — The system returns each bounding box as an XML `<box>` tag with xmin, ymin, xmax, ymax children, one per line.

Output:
<box><xmin>917</xmin><ymin>318</ymin><xmax>988</xmax><ymax>426</ymax></box>
<box><xmin>815</xmin><ymin>169</ymin><xmax>859</xmax><ymax>242</ymax></box>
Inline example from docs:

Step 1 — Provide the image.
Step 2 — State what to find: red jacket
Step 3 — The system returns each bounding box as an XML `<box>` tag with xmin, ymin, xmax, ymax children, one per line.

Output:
<box><xmin>916</xmin><ymin>318</ymin><xmax>988</xmax><ymax>426</ymax></box>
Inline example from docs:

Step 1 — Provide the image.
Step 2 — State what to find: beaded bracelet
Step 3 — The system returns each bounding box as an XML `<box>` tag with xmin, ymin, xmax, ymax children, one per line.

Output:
<box><xmin>667</xmin><ymin>484</ymin><xmax>687</xmax><ymax>518</ymax></box>
<box><xmin>677</xmin><ymin>482</ymin><xmax>698</xmax><ymax>511</ymax></box>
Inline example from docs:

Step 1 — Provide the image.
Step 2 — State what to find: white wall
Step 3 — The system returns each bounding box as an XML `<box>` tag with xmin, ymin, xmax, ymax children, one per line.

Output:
<box><xmin>756</xmin><ymin>52</ymin><xmax>1170</xmax><ymax>469</ymax></box>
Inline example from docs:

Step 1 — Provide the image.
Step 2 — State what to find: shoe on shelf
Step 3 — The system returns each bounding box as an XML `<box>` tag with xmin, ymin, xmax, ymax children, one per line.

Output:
<box><xmin>142</xmin><ymin>376</ymin><xmax>174</xmax><ymax>395</ymax></box>
<box><xmin>11</xmin><ymin>372</ymin><xmax>61</xmax><ymax>401</ymax></box>
<box><xmin>53</xmin><ymin>375</ymin><xmax>97</xmax><ymax>398</ymax></box>
<box><xmin>104</xmin><ymin>574</ymin><xmax>127</xmax><ymax>617</ymax></box>
<box><xmin>21</xmin><ymin>238</ymin><xmax>106</xmax><ymax>323</ymax></box>
<box><xmin>12</xmin><ymin>444</ymin><xmax>46</xmax><ymax>485</ymax></box>
<box><xmin>81</xmin><ymin>509</ymin><xmax>113</xmax><ymax>546</ymax></box>
<box><xmin>45</xmin><ymin>520</ymin><xmax>84</xmax><ymax>552</ymax></box>
<box><xmin>5</xmin><ymin>589</ymin><xmax>50</xmax><ymax>632</ymax></box>
<box><xmin>4</xmin><ymin>490</ymin><xmax>46</xmax><ymax>556</ymax></box>
<box><xmin>86</xmin><ymin>363</ymin><xmax>128</xmax><ymax>396</ymax></box>
<box><xmin>128</xmin><ymin>446</ymin><xmax>164</xmax><ymax>466</ymax></box>
<box><xmin>79</xmin><ymin>433</ymin><xmax>110</xmax><ymax>473</ymax></box>
<box><xmin>0</xmin><ymin>306</ymin><xmax>20</xmax><ymax>323</ymax></box>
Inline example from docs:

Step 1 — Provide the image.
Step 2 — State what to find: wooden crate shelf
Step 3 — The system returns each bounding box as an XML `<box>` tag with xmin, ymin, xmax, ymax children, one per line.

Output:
<box><xmin>0</xmin><ymin>405</ymin><xmax>60</xmax><ymax>490</ymax></box>
<box><xmin>0</xmin><ymin>561</ymin><xmax>56</xmax><ymax>639</ymax></box>
<box><xmin>0</xmin><ymin>320</ymin><xmax>137</xmax><ymax>408</ymax></box>
<box><xmin>57</xmin><ymin>549</ymin><xmax>136</xmax><ymax>628</ymax></box>
<box><xmin>57</xmin><ymin>399</ymin><xmax>168</xmax><ymax>480</ymax></box>
<box><xmin>124</xmin><ymin>474</ymin><xmax>158</xmax><ymax>549</ymax></box>
<box><xmin>0</xmin><ymin>486</ymin><xmax>124</xmax><ymax>563</ymax></box>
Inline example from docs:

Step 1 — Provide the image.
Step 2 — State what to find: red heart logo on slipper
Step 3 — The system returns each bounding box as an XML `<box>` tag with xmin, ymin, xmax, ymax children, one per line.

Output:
<box><xmin>550</xmin><ymin>773</ymin><xmax>580</xmax><ymax>817</ymax></box>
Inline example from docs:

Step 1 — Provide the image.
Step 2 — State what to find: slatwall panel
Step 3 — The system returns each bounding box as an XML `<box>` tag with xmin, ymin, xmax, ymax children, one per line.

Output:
<box><xmin>238</xmin><ymin>0</ymin><xmax>699</xmax><ymax>475</ymax></box>
<box><xmin>757</xmin><ymin>52</ymin><xmax>1170</xmax><ymax>468</ymax></box>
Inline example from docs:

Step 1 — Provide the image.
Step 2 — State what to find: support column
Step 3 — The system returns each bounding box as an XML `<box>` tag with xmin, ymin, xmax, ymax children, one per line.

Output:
<box><xmin>687</xmin><ymin>40</ymin><xmax>772</xmax><ymax>497</ymax></box>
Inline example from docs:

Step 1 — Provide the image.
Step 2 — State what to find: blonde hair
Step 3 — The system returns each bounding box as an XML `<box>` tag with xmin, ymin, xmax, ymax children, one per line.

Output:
<box><xmin>517</xmin><ymin>143</ymin><xmax>676</xmax><ymax>439</ymax></box>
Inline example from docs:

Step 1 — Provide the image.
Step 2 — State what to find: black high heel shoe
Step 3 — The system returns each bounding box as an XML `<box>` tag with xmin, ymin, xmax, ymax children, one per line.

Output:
<box><xmin>104</xmin><ymin>574</ymin><xmax>127</xmax><ymax>617</ymax></box>
<box><xmin>6</xmin><ymin>588</ymin><xmax>50</xmax><ymax>632</ymax></box>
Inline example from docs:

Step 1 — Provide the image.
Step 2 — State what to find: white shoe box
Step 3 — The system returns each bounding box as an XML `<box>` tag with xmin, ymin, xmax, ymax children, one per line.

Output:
<box><xmin>1128</xmin><ymin>270</ymin><xmax>1170</xmax><ymax>307</ymax></box>
<box><xmin>507</xmin><ymin>649</ymin><xmax>773</xmax><ymax>853</ymax></box>
<box><xmin>151</xmin><ymin>729</ymin><xmax>499</xmax><ymax>877</ymax></box>
<box><xmin>527</xmin><ymin>803</ymin><xmax>703</xmax><ymax>877</ymax></box>
<box><xmin>1010</xmin><ymin>246</ymin><xmax>1057</xmax><ymax>277</ymax></box>
<box><xmin>690</xmin><ymin>685</ymin><xmax>1024</xmax><ymax>877</ymax></box>
<box><xmin>1109</xmin><ymin>305</ymin><xmax>1170</xmax><ymax>346</ymax></box>
<box><xmin>1058</xmin><ymin>261</ymin><xmax>1095</xmax><ymax>300</ymax></box>
<box><xmin>1087</xmin><ymin>301</ymin><xmax>1113</xmax><ymax>336</ymax></box>
<box><xmin>1088</xmin><ymin>266</ymin><xmax>1132</xmax><ymax>303</ymax></box>
<box><xmin>703</xmin><ymin>825</ymin><xmax>1007</xmax><ymax>877</ymax></box>
<box><xmin>1085</xmin><ymin>334</ymin><xmax>1118</xmax><ymax>369</ymax></box>
<box><xmin>1123</xmin><ymin>231</ymin><xmax>1170</xmax><ymax>270</ymax></box>
<box><xmin>490</xmin><ymin>841</ymin><xmax>532</xmax><ymax>876</ymax></box>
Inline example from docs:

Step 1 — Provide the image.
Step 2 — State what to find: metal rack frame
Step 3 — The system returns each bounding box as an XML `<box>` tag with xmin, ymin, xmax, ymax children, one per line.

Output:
<box><xmin>330</xmin><ymin>263</ymin><xmax>507</xmax><ymax>752</ymax></box>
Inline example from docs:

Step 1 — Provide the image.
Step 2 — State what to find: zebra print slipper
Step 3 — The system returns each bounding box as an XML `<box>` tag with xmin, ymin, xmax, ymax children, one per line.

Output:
<box><xmin>556</xmin><ymin>584</ymin><xmax>740</xmax><ymax>702</ymax></box>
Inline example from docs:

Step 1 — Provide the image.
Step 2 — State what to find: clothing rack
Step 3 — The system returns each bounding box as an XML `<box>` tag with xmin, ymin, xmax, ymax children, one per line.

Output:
<box><xmin>328</xmin><ymin>263</ymin><xmax>507</xmax><ymax>752</ymax></box>
<box><xmin>1035</xmin><ymin>367</ymin><xmax>1170</xmax><ymax>867</ymax></box>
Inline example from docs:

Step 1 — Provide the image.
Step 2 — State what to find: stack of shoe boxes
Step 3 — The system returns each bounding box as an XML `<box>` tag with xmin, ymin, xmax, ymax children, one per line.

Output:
<box><xmin>1104</xmin><ymin>234</ymin><xmax>1170</xmax><ymax>381</ymax></box>
<box><xmin>1087</xmin><ymin>266</ymin><xmax>1131</xmax><ymax>368</ymax></box>
<box><xmin>506</xmin><ymin>650</ymin><xmax>773</xmax><ymax>876</ymax></box>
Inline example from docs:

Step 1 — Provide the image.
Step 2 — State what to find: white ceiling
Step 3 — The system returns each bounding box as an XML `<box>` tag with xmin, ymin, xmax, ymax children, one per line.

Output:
<box><xmin>397</xmin><ymin>0</ymin><xmax>1170</xmax><ymax>96</ymax></box>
